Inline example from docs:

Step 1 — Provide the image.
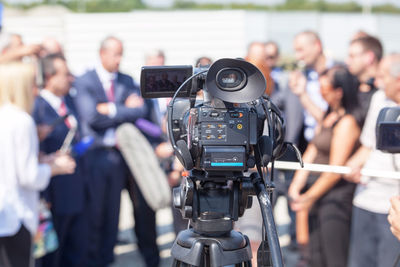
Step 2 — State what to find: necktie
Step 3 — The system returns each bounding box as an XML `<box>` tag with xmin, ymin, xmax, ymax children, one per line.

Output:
<box><xmin>59</xmin><ymin>101</ymin><xmax>67</xmax><ymax>116</ymax></box>
<box><xmin>59</xmin><ymin>101</ymin><xmax>71</xmax><ymax>128</ymax></box>
<box><xmin>104</xmin><ymin>79</ymin><xmax>117</xmax><ymax>147</ymax></box>
<box><xmin>107</xmin><ymin>79</ymin><xmax>115</xmax><ymax>102</ymax></box>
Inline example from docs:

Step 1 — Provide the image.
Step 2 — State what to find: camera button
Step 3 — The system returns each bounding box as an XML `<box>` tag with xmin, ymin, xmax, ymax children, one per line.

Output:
<box><xmin>210</xmin><ymin>111</ymin><xmax>219</xmax><ymax>117</ymax></box>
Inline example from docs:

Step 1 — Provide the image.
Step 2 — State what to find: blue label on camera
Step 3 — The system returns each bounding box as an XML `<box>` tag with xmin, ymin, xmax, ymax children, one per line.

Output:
<box><xmin>211</xmin><ymin>162</ymin><xmax>243</xmax><ymax>167</ymax></box>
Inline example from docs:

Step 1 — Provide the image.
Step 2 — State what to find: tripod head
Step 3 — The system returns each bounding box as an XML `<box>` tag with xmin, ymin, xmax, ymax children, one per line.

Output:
<box><xmin>172</xmin><ymin>170</ymin><xmax>285</xmax><ymax>267</ymax></box>
<box><xmin>173</xmin><ymin>170</ymin><xmax>255</xmax><ymax>236</ymax></box>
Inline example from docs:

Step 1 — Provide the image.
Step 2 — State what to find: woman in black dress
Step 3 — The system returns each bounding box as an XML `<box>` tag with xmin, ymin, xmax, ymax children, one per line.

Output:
<box><xmin>289</xmin><ymin>66</ymin><xmax>361</xmax><ymax>267</ymax></box>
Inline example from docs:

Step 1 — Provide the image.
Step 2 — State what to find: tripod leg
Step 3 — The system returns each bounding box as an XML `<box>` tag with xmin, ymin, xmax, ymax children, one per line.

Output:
<box><xmin>171</xmin><ymin>259</ymin><xmax>179</xmax><ymax>267</ymax></box>
<box><xmin>172</xmin><ymin>259</ymin><xmax>192</xmax><ymax>267</ymax></box>
<box><xmin>234</xmin><ymin>261</ymin><xmax>252</xmax><ymax>267</ymax></box>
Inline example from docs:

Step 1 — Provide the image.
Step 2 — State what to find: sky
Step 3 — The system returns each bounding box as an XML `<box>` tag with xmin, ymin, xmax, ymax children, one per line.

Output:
<box><xmin>4</xmin><ymin>0</ymin><xmax>400</xmax><ymax>8</ymax></box>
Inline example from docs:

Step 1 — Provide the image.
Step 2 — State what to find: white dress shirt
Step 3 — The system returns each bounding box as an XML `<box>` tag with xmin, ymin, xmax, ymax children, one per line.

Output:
<box><xmin>95</xmin><ymin>63</ymin><xmax>116</xmax><ymax>96</ymax></box>
<box><xmin>40</xmin><ymin>89</ymin><xmax>77</xmax><ymax>128</ymax></box>
<box><xmin>0</xmin><ymin>104</ymin><xmax>51</xmax><ymax>236</ymax></box>
<box><xmin>353</xmin><ymin>90</ymin><xmax>400</xmax><ymax>214</ymax></box>
<box><xmin>40</xmin><ymin>89</ymin><xmax>63</xmax><ymax>112</ymax></box>
<box><xmin>95</xmin><ymin>63</ymin><xmax>117</xmax><ymax>146</ymax></box>
<box><xmin>95</xmin><ymin>63</ymin><xmax>117</xmax><ymax>117</ymax></box>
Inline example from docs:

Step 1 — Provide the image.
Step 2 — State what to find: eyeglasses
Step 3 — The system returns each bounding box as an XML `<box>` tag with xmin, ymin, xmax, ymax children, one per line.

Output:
<box><xmin>266</xmin><ymin>55</ymin><xmax>278</xmax><ymax>60</ymax></box>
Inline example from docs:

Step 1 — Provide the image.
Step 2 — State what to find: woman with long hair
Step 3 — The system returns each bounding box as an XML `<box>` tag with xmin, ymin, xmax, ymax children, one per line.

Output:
<box><xmin>288</xmin><ymin>66</ymin><xmax>361</xmax><ymax>267</ymax></box>
<box><xmin>0</xmin><ymin>63</ymin><xmax>75</xmax><ymax>267</ymax></box>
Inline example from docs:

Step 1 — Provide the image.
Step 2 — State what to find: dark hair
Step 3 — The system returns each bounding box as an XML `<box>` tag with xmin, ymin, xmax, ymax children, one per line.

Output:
<box><xmin>41</xmin><ymin>53</ymin><xmax>65</xmax><ymax>82</ymax></box>
<box><xmin>322</xmin><ymin>65</ymin><xmax>360</xmax><ymax>114</ymax></box>
<box><xmin>351</xmin><ymin>36</ymin><xmax>383</xmax><ymax>62</ymax></box>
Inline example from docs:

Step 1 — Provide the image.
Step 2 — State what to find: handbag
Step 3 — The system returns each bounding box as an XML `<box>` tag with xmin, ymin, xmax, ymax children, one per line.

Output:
<box><xmin>33</xmin><ymin>199</ymin><xmax>58</xmax><ymax>259</ymax></box>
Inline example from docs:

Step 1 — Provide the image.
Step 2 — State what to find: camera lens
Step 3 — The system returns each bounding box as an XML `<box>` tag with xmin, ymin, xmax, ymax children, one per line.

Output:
<box><xmin>216</xmin><ymin>68</ymin><xmax>247</xmax><ymax>91</ymax></box>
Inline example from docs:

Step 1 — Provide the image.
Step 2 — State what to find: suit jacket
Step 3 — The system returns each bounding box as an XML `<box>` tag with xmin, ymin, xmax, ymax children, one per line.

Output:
<box><xmin>73</xmin><ymin>70</ymin><xmax>147</xmax><ymax>147</ymax></box>
<box><xmin>142</xmin><ymin>98</ymin><xmax>165</xmax><ymax>147</ymax></box>
<box><xmin>33</xmin><ymin>94</ymin><xmax>86</xmax><ymax>215</ymax></box>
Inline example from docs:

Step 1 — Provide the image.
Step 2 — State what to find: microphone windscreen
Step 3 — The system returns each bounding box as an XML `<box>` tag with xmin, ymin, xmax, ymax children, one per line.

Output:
<box><xmin>72</xmin><ymin>136</ymin><xmax>94</xmax><ymax>156</ymax></box>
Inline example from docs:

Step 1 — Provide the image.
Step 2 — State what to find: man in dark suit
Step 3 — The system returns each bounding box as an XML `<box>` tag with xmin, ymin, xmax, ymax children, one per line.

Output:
<box><xmin>73</xmin><ymin>36</ymin><xmax>160</xmax><ymax>267</ymax></box>
<box><xmin>33</xmin><ymin>54</ymin><xmax>88</xmax><ymax>267</ymax></box>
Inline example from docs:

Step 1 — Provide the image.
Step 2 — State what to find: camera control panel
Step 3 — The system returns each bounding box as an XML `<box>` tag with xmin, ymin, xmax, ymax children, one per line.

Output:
<box><xmin>198</xmin><ymin>107</ymin><xmax>250</xmax><ymax>146</ymax></box>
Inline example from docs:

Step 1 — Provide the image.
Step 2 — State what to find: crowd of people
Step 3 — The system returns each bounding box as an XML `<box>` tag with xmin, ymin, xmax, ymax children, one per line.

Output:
<box><xmin>265</xmin><ymin>31</ymin><xmax>400</xmax><ymax>267</ymax></box>
<box><xmin>0</xmin><ymin>27</ymin><xmax>399</xmax><ymax>267</ymax></box>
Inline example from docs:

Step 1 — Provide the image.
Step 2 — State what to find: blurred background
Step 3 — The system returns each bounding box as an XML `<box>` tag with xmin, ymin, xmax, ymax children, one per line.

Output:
<box><xmin>1</xmin><ymin>0</ymin><xmax>400</xmax><ymax>79</ymax></box>
<box><xmin>1</xmin><ymin>1</ymin><xmax>399</xmax><ymax>266</ymax></box>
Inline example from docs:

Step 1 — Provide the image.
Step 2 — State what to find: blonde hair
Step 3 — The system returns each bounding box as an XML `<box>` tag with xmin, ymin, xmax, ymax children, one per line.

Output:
<box><xmin>0</xmin><ymin>63</ymin><xmax>36</xmax><ymax>113</ymax></box>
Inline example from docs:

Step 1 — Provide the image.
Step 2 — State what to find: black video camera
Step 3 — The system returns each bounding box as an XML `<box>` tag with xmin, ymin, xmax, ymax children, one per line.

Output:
<box><xmin>141</xmin><ymin>58</ymin><xmax>289</xmax><ymax>266</ymax></box>
<box><xmin>140</xmin><ymin>58</ymin><xmax>285</xmax><ymax>175</ymax></box>
<box><xmin>376</xmin><ymin>106</ymin><xmax>400</xmax><ymax>153</ymax></box>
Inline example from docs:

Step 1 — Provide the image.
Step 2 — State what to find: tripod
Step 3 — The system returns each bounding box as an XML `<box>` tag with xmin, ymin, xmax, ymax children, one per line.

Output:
<box><xmin>171</xmin><ymin>171</ymin><xmax>283</xmax><ymax>267</ymax></box>
<box><xmin>171</xmin><ymin>228</ymin><xmax>252</xmax><ymax>267</ymax></box>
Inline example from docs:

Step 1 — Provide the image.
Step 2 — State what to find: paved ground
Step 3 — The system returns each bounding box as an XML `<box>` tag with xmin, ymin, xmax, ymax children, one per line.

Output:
<box><xmin>112</xmin><ymin>191</ymin><xmax>299</xmax><ymax>267</ymax></box>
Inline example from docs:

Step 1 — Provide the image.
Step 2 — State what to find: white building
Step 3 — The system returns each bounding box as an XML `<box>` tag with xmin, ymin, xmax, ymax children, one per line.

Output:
<box><xmin>2</xmin><ymin>6</ymin><xmax>400</xmax><ymax>80</ymax></box>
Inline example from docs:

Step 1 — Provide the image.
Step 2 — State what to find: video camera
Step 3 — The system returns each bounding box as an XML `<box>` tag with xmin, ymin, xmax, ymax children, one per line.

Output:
<box><xmin>140</xmin><ymin>58</ymin><xmax>291</xmax><ymax>267</ymax></box>
<box><xmin>141</xmin><ymin>58</ymin><xmax>286</xmax><ymax>174</ymax></box>
<box><xmin>376</xmin><ymin>106</ymin><xmax>400</xmax><ymax>153</ymax></box>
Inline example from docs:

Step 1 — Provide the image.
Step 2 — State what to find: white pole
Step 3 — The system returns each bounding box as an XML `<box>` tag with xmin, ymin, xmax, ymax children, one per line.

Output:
<box><xmin>270</xmin><ymin>161</ymin><xmax>400</xmax><ymax>180</ymax></box>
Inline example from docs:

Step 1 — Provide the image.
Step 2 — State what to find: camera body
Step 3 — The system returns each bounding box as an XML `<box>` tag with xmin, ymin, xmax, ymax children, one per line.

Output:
<box><xmin>376</xmin><ymin>106</ymin><xmax>400</xmax><ymax>153</ymax></box>
<box><xmin>187</xmin><ymin>105</ymin><xmax>258</xmax><ymax>171</ymax></box>
<box><xmin>141</xmin><ymin>58</ymin><xmax>272</xmax><ymax>175</ymax></box>
<box><xmin>141</xmin><ymin>59</ymin><xmax>289</xmax><ymax>266</ymax></box>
